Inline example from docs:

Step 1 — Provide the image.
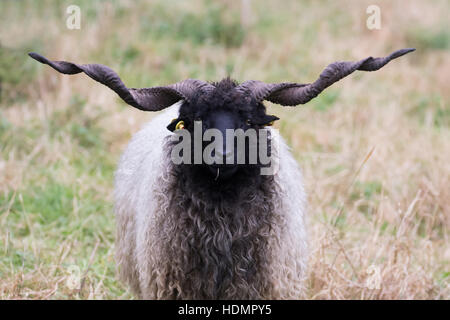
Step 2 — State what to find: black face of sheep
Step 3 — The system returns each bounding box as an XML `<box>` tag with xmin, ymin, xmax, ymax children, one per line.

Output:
<box><xmin>167</xmin><ymin>78</ymin><xmax>279</xmax><ymax>180</ymax></box>
<box><xmin>28</xmin><ymin>48</ymin><xmax>415</xmax><ymax>183</ymax></box>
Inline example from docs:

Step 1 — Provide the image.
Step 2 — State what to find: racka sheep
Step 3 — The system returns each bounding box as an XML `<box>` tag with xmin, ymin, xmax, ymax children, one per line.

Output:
<box><xmin>29</xmin><ymin>48</ymin><xmax>414</xmax><ymax>299</ymax></box>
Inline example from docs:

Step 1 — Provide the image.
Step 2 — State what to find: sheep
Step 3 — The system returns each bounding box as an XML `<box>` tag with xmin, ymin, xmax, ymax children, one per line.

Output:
<box><xmin>28</xmin><ymin>48</ymin><xmax>415</xmax><ymax>299</ymax></box>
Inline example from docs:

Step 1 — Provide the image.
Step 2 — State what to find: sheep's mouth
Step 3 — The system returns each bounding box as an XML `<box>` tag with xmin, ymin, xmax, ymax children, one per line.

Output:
<box><xmin>207</xmin><ymin>165</ymin><xmax>238</xmax><ymax>181</ymax></box>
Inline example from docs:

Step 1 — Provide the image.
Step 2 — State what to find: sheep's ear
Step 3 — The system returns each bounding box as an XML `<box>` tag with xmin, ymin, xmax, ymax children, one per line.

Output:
<box><xmin>236</xmin><ymin>48</ymin><xmax>415</xmax><ymax>106</ymax></box>
<box><xmin>254</xmin><ymin>114</ymin><xmax>279</xmax><ymax>126</ymax></box>
<box><xmin>28</xmin><ymin>52</ymin><xmax>214</xmax><ymax>112</ymax></box>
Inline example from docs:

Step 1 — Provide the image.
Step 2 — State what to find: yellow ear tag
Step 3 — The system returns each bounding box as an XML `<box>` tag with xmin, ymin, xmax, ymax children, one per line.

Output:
<box><xmin>175</xmin><ymin>120</ymin><xmax>185</xmax><ymax>130</ymax></box>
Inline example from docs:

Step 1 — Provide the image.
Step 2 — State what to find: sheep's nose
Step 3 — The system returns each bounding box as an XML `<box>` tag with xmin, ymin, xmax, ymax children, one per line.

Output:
<box><xmin>215</xmin><ymin>141</ymin><xmax>234</xmax><ymax>163</ymax></box>
<box><xmin>216</xmin><ymin>147</ymin><xmax>233</xmax><ymax>159</ymax></box>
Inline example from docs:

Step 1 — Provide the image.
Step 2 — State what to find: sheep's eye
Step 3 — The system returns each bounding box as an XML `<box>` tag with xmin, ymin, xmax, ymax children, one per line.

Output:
<box><xmin>175</xmin><ymin>120</ymin><xmax>185</xmax><ymax>130</ymax></box>
<box><xmin>246</xmin><ymin>119</ymin><xmax>251</xmax><ymax>126</ymax></box>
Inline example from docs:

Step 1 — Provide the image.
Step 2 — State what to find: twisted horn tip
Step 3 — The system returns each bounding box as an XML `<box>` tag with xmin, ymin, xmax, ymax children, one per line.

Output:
<box><xmin>392</xmin><ymin>48</ymin><xmax>416</xmax><ymax>58</ymax></box>
<box><xmin>28</xmin><ymin>52</ymin><xmax>48</xmax><ymax>64</ymax></box>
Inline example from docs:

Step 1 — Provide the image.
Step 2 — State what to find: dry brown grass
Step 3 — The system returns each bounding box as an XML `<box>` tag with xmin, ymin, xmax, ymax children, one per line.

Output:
<box><xmin>0</xmin><ymin>0</ymin><xmax>448</xmax><ymax>299</ymax></box>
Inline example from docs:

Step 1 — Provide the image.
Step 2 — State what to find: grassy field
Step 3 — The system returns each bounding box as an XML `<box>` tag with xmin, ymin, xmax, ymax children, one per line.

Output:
<box><xmin>0</xmin><ymin>0</ymin><xmax>448</xmax><ymax>299</ymax></box>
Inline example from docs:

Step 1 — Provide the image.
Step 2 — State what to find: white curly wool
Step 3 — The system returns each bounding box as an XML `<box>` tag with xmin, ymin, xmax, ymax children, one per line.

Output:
<box><xmin>114</xmin><ymin>101</ymin><xmax>308</xmax><ymax>299</ymax></box>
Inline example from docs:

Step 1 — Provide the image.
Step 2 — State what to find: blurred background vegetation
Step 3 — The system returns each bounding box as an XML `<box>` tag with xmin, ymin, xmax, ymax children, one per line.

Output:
<box><xmin>0</xmin><ymin>0</ymin><xmax>448</xmax><ymax>299</ymax></box>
